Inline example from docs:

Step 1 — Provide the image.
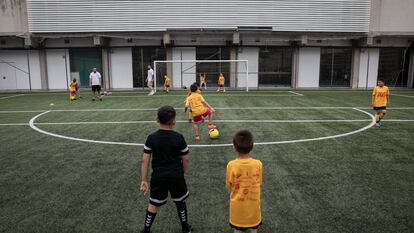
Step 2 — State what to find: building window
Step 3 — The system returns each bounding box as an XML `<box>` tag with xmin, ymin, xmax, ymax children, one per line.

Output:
<box><xmin>378</xmin><ymin>48</ymin><xmax>410</xmax><ymax>87</ymax></box>
<box><xmin>132</xmin><ymin>47</ymin><xmax>166</xmax><ymax>88</ymax></box>
<box><xmin>319</xmin><ymin>48</ymin><xmax>352</xmax><ymax>87</ymax></box>
<box><xmin>258</xmin><ymin>47</ymin><xmax>293</xmax><ymax>87</ymax></box>
<box><xmin>196</xmin><ymin>47</ymin><xmax>230</xmax><ymax>86</ymax></box>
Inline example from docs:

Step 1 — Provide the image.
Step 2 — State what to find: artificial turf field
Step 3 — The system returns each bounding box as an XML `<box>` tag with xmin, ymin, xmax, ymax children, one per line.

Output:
<box><xmin>0</xmin><ymin>90</ymin><xmax>413</xmax><ymax>233</ymax></box>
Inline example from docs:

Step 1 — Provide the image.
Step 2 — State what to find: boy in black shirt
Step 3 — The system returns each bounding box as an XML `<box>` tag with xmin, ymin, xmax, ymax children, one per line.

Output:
<box><xmin>140</xmin><ymin>105</ymin><xmax>192</xmax><ymax>233</ymax></box>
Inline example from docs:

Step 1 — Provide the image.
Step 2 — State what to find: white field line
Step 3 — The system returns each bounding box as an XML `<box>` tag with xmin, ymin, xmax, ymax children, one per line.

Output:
<box><xmin>391</xmin><ymin>93</ymin><xmax>414</xmax><ymax>99</ymax></box>
<box><xmin>0</xmin><ymin>123</ymin><xmax>29</xmax><ymax>126</ymax></box>
<box><xmin>3</xmin><ymin>106</ymin><xmax>414</xmax><ymax>114</ymax></box>
<box><xmin>110</xmin><ymin>91</ymin><xmax>300</xmax><ymax>94</ymax></box>
<box><xmin>3</xmin><ymin>119</ymin><xmax>414</xmax><ymax>127</ymax></box>
<box><xmin>27</xmin><ymin>108</ymin><xmax>377</xmax><ymax>147</ymax></box>
<box><xmin>0</xmin><ymin>94</ymin><xmax>25</xmax><ymax>100</ymax></box>
<box><xmin>0</xmin><ymin>110</ymin><xmax>45</xmax><ymax>113</ymax></box>
<box><xmin>29</xmin><ymin>111</ymin><xmax>143</xmax><ymax>147</ymax></box>
<box><xmin>106</xmin><ymin>94</ymin><xmax>300</xmax><ymax>98</ymax></box>
<box><xmin>25</xmin><ymin>119</ymin><xmax>379</xmax><ymax>125</ymax></box>
<box><xmin>2</xmin><ymin>106</ymin><xmax>414</xmax><ymax>114</ymax></box>
<box><xmin>288</xmin><ymin>91</ymin><xmax>304</xmax><ymax>96</ymax></box>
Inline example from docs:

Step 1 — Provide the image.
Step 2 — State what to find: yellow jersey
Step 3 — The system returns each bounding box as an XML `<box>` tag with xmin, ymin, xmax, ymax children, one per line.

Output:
<box><xmin>69</xmin><ymin>81</ymin><xmax>77</xmax><ymax>92</ymax></box>
<box><xmin>372</xmin><ymin>86</ymin><xmax>390</xmax><ymax>107</ymax></box>
<box><xmin>185</xmin><ymin>92</ymin><xmax>206</xmax><ymax>117</ymax></box>
<box><xmin>164</xmin><ymin>77</ymin><xmax>171</xmax><ymax>86</ymax></box>
<box><xmin>218</xmin><ymin>75</ymin><xmax>225</xmax><ymax>85</ymax></box>
<box><xmin>226</xmin><ymin>157</ymin><xmax>262</xmax><ymax>228</ymax></box>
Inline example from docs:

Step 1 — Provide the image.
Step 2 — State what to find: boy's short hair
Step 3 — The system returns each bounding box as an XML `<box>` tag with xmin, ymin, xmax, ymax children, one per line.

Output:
<box><xmin>233</xmin><ymin>129</ymin><xmax>254</xmax><ymax>154</ymax></box>
<box><xmin>157</xmin><ymin>105</ymin><xmax>176</xmax><ymax>125</ymax></box>
<box><xmin>377</xmin><ymin>79</ymin><xmax>384</xmax><ymax>83</ymax></box>
<box><xmin>190</xmin><ymin>83</ymin><xmax>199</xmax><ymax>92</ymax></box>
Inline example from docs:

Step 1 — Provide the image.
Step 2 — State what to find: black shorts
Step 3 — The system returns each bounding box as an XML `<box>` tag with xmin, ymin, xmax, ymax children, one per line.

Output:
<box><xmin>373</xmin><ymin>106</ymin><xmax>386</xmax><ymax>110</ymax></box>
<box><xmin>92</xmin><ymin>85</ymin><xmax>101</xmax><ymax>92</ymax></box>
<box><xmin>165</xmin><ymin>85</ymin><xmax>170</xmax><ymax>88</ymax></box>
<box><xmin>230</xmin><ymin>222</ymin><xmax>262</xmax><ymax>231</ymax></box>
<box><xmin>218</xmin><ymin>84</ymin><xmax>224</xmax><ymax>87</ymax></box>
<box><xmin>149</xmin><ymin>176</ymin><xmax>189</xmax><ymax>206</ymax></box>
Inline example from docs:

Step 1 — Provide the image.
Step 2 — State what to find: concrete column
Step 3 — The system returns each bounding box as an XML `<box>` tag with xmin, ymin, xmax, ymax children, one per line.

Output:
<box><xmin>351</xmin><ymin>48</ymin><xmax>360</xmax><ymax>89</ymax></box>
<box><xmin>102</xmin><ymin>48</ymin><xmax>110</xmax><ymax>89</ymax></box>
<box><xmin>230</xmin><ymin>47</ymin><xmax>237</xmax><ymax>88</ymax></box>
<box><xmin>291</xmin><ymin>47</ymin><xmax>299</xmax><ymax>88</ymax></box>
<box><xmin>166</xmin><ymin>47</ymin><xmax>173</xmax><ymax>83</ymax></box>
<box><xmin>39</xmin><ymin>49</ymin><xmax>48</xmax><ymax>90</ymax></box>
<box><xmin>408</xmin><ymin>48</ymin><xmax>414</xmax><ymax>88</ymax></box>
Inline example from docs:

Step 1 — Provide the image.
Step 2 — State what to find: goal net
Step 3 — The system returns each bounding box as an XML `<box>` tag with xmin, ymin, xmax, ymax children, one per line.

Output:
<box><xmin>153</xmin><ymin>60</ymin><xmax>249</xmax><ymax>92</ymax></box>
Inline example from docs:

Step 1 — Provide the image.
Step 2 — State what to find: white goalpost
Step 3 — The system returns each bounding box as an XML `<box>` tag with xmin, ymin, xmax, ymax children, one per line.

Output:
<box><xmin>153</xmin><ymin>60</ymin><xmax>249</xmax><ymax>93</ymax></box>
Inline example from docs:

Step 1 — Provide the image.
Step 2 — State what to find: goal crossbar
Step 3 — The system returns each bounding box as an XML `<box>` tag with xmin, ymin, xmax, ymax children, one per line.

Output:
<box><xmin>153</xmin><ymin>60</ymin><xmax>249</xmax><ymax>92</ymax></box>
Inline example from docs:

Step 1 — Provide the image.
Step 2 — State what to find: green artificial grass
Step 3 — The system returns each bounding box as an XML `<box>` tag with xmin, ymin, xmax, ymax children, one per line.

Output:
<box><xmin>0</xmin><ymin>90</ymin><xmax>413</xmax><ymax>233</ymax></box>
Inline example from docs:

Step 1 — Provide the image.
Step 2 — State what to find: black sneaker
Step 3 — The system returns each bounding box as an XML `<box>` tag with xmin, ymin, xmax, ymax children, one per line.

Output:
<box><xmin>99</xmin><ymin>98</ymin><xmax>102</xmax><ymax>101</ymax></box>
<box><xmin>182</xmin><ymin>224</ymin><xmax>193</xmax><ymax>233</ymax></box>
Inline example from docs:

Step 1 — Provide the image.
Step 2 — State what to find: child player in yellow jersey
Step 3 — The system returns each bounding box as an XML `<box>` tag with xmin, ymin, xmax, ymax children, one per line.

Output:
<box><xmin>217</xmin><ymin>73</ymin><xmax>226</xmax><ymax>92</ymax></box>
<box><xmin>185</xmin><ymin>83</ymin><xmax>201</xmax><ymax>123</ymax></box>
<box><xmin>163</xmin><ymin>75</ymin><xmax>171</xmax><ymax>93</ymax></box>
<box><xmin>199</xmin><ymin>73</ymin><xmax>207</xmax><ymax>90</ymax></box>
<box><xmin>69</xmin><ymin>78</ymin><xmax>78</xmax><ymax>101</ymax></box>
<box><xmin>226</xmin><ymin>129</ymin><xmax>262</xmax><ymax>233</ymax></box>
<box><xmin>372</xmin><ymin>79</ymin><xmax>390</xmax><ymax>128</ymax></box>
<box><xmin>185</xmin><ymin>83</ymin><xmax>216</xmax><ymax>141</ymax></box>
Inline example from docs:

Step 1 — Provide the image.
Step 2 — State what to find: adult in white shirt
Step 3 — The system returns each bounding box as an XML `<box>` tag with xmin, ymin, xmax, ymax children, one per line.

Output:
<box><xmin>89</xmin><ymin>67</ymin><xmax>102</xmax><ymax>101</ymax></box>
<box><xmin>146</xmin><ymin>65</ymin><xmax>155</xmax><ymax>95</ymax></box>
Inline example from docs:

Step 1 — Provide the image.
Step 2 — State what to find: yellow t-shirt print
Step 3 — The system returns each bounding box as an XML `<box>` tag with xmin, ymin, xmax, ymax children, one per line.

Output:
<box><xmin>226</xmin><ymin>158</ymin><xmax>262</xmax><ymax>228</ymax></box>
<box><xmin>372</xmin><ymin>86</ymin><xmax>390</xmax><ymax>107</ymax></box>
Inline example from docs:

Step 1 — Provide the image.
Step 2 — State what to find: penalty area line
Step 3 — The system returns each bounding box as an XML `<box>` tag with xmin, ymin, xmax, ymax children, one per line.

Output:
<box><xmin>0</xmin><ymin>94</ymin><xmax>25</xmax><ymax>100</ymax></box>
<box><xmin>1</xmin><ymin>106</ymin><xmax>414</xmax><ymax>113</ymax></box>
<box><xmin>26</xmin><ymin>108</ymin><xmax>376</xmax><ymax>147</ymax></box>
<box><xmin>2</xmin><ymin>119</ymin><xmax>414</xmax><ymax>127</ymax></box>
<box><xmin>391</xmin><ymin>93</ymin><xmax>414</xmax><ymax>99</ymax></box>
<box><xmin>288</xmin><ymin>91</ymin><xmax>304</xmax><ymax>96</ymax></box>
<box><xmin>106</xmin><ymin>94</ymin><xmax>301</xmax><ymax>98</ymax></box>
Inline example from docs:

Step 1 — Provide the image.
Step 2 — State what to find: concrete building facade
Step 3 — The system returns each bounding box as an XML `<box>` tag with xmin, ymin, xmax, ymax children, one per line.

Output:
<box><xmin>0</xmin><ymin>0</ymin><xmax>413</xmax><ymax>91</ymax></box>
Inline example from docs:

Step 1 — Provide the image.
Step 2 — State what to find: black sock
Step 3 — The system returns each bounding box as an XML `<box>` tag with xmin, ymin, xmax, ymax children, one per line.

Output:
<box><xmin>143</xmin><ymin>210</ymin><xmax>157</xmax><ymax>232</ymax></box>
<box><xmin>175</xmin><ymin>201</ymin><xmax>189</xmax><ymax>230</ymax></box>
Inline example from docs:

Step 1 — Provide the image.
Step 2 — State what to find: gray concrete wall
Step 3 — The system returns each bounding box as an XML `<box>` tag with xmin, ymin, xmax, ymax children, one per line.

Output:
<box><xmin>370</xmin><ymin>0</ymin><xmax>414</xmax><ymax>35</ymax></box>
<box><xmin>0</xmin><ymin>0</ymin><xmax>28</xmax><ymax>35</ymax></box>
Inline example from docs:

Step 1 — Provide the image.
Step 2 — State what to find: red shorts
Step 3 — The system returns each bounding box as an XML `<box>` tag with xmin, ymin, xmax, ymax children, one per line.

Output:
<box><xmin>193</xmin><ymin>109</ymin><xmax>211</xmax><ymax>123</ymax></box>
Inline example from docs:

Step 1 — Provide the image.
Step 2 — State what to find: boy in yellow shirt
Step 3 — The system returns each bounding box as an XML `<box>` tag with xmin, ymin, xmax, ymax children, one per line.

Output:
<box><xmin>184</xmin><ymin>83</ymin><xmax>202</xmax><ymax>123</ymax></box>
<box><xmin>69</xmin><ymin>78</ymin><xmax>78</xmax><ymax>101</ymax></box>
<box><xmin>185</xmin><ymin>83</ymin><xmax>216</xmax><ymax>141</ymax></box>
<box><xmin>217</xmin><ymin>73</ymin><xmax>226</xmax><ymax>92</ymax></box>
<box><xmin>163</xmin><ymin>75</ymin><xmax>171</xmax><ymax>93</ymax></box>
<box><xmin>372</xmin><ymin>79</ymin><xmax>390</xmax><ymax>128</ymax></box>
<box><xmin>226</xmin><ymin>129</ymin><xmax>262</xmax><ymax>232</ymax></box>
<box><xmin>199</xmin><ymin>73</ymin><xmax>207</xmax><ymax>90</ymax></box>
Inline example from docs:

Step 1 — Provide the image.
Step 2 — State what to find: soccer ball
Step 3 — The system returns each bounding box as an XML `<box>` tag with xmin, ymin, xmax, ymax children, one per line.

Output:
<box><xmin>209</xmin><ymin>128</ymin><xmax>219</xmax><ymax>139</ymax></box>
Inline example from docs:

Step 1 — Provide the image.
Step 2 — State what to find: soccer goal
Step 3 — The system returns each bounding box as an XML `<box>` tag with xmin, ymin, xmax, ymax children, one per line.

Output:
<box><xmin>153</xmin><ymin>60</ymin><xmax>249</xmax><ymax>92</ymax></box>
